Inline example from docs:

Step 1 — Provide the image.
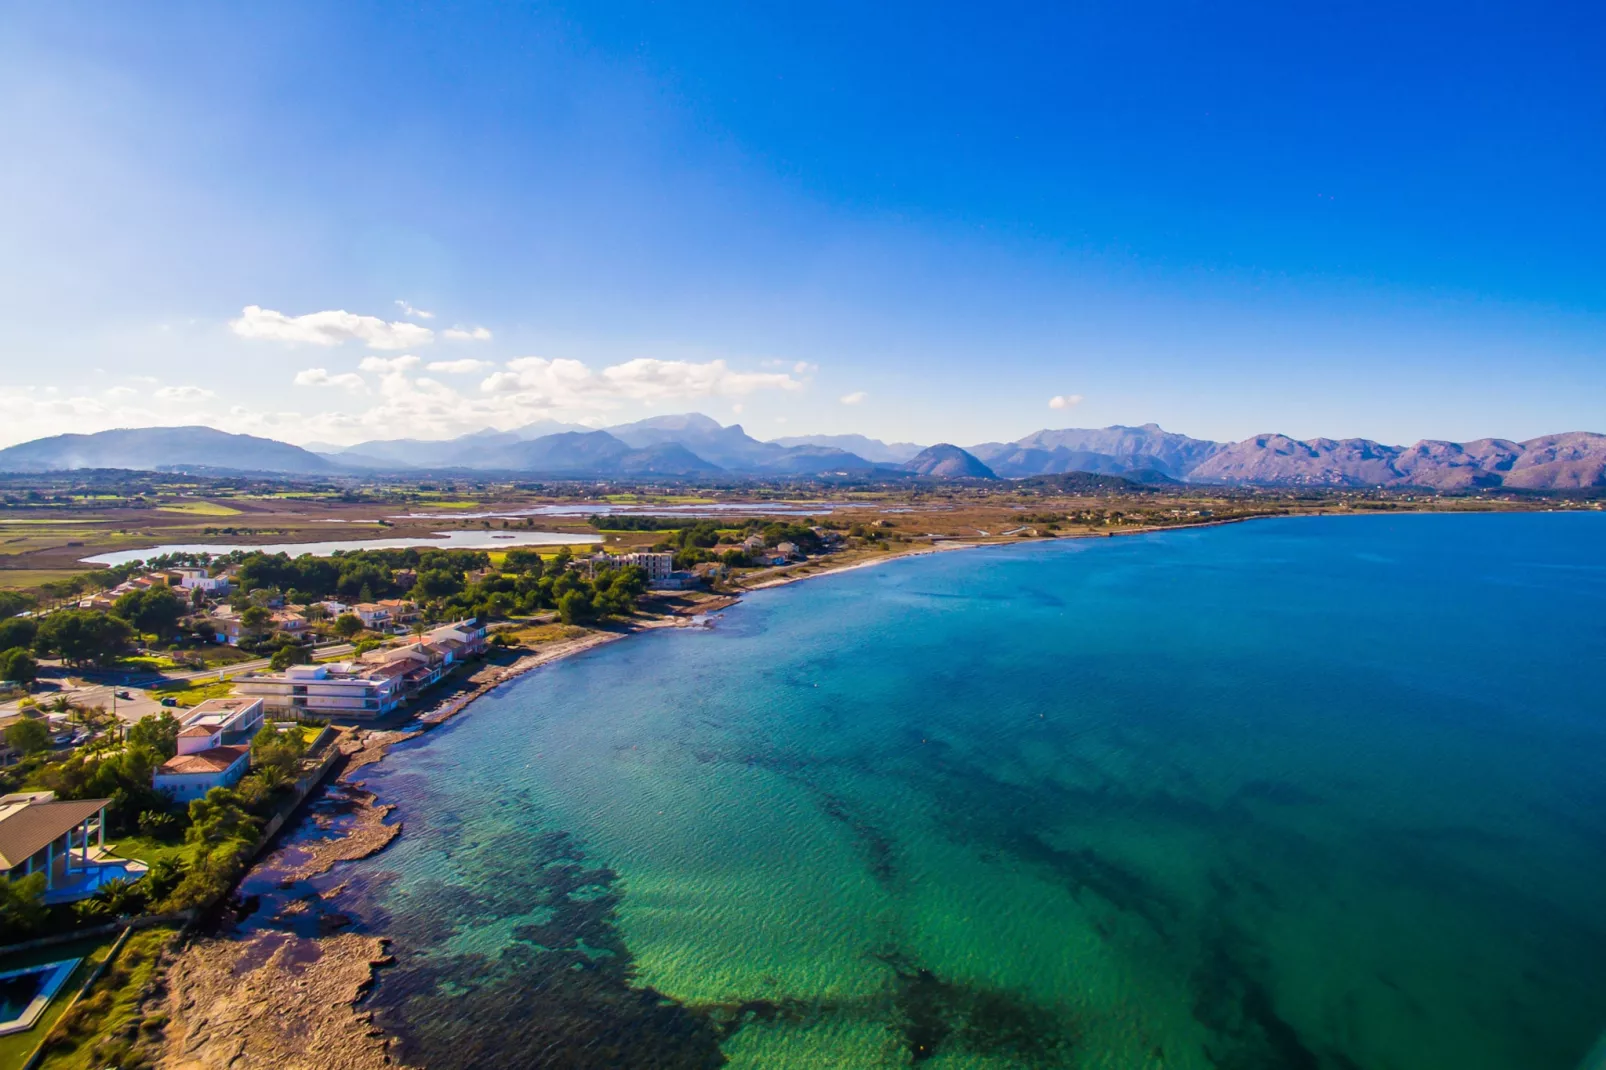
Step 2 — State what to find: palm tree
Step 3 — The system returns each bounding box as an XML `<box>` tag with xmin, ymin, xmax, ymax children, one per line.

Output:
<box><xmin>93</xmin><ymin>877</ymin><xmax>143</xmax><ymax>916</ymax></box>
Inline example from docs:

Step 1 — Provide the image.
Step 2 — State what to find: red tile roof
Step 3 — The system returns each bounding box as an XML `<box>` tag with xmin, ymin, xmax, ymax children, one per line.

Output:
<box><xmin>159</xmin><ymin>745</ymin><xmax>249</xmax><ymax>776</ymax></box>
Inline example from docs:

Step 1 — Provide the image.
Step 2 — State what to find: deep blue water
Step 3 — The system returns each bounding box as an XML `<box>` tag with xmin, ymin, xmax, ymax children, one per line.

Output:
<box><xmin>304</xmin><ymin>513</ymin><xmax>1605</xmax><ymax>1068</ymax></box>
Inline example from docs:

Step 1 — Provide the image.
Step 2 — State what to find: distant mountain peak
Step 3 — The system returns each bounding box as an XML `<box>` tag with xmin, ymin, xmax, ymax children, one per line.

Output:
<box><xmin>609</xmin><ymin>412</ymin><xmax>723</xmax><ymax>434</ymax></box>
<box><xmin>902</xmin><ymin>444</ymin><xmax>997</xmax><ymax>480</ymax></box>
<box><xmin>0</xmin><ymin>426</ymin><xmax>338</xmax><ymax>475</ymax></box>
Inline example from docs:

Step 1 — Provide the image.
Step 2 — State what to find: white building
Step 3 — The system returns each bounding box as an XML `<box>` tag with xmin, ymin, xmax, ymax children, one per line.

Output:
<box><xmin>0</xmin><ymin>791</ymin><xmax>115</xmax><ymax>902</ymax></box>
<box><xmin>153</xmin><ymin>745</ymin><xmax>251</xmax><ymax>802</ymax></box>
<box><xmin>171</xmin><ymin>567</ymin><xmax>229</xmax><ymax>593</ymax></box>
<box><xmin>353</xmin><ymin>602</ymin><xmax>392</xmax><ymax>630</ymax></box>
<box><xmin>620</xmin><ymin>552</ymin><xmax>675</xmax><ymax>584</ymax></box>
<box><xmin>175</xmin><ymin>697</ymin><xmax>265</xmax><ymax>743</ymax></box>
<box><xmin>153</xmin><ymin>697</ymin><xmax>265</xmax><ymax>801</ymax></box>
<box><xmin>233</xmin><ymin>662</ymin><xmax>406</xmax><ymax>720</ymax></box>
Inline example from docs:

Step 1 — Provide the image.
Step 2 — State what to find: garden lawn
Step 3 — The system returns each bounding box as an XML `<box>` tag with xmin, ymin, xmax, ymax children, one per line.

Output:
<box><xmin>34</xmin><ymin>926</ymin><xmax>179</xmax><ymax>1070</ymax></box>
<box><xmin>103</xmin><ymin>835</ymin><xmax>189</xmax><ymax>868</ymax></box>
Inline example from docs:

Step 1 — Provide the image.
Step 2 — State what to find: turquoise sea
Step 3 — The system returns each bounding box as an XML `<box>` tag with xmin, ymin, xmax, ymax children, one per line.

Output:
<box><xmin>298</xmin><ymin>513</ymin><xmax>1606</xmax><ymax>1068</ymax></box>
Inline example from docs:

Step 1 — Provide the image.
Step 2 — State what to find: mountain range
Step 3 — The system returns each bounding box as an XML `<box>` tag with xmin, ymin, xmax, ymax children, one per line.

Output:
<box><xmin>0</xmin><ymin>419</ymin><xmax>1602</xmax><ymax>489</ymax></box>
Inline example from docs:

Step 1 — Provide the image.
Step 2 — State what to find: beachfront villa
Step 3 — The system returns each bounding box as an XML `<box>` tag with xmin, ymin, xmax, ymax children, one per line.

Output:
<box><xmin>0</xmin><ymin>791</ymin><xmax>140</xmax><ymax>903</ymax></box>
<box><xmin>234</xmin><ymin>661</ymin><xmax>406</xmax><ymax>720</ymax></box>
<box><xmin>232</xmin><ymin>620</ymin><xmax>487</xmax><ymax>721</ymax></box>
<box><xmin>620</xmin><ymin>551</ymin><xmax>676</xmax><ymax>584</ymax></box>
<box><xmin>153</xmin><ymin>698</ymin><xmax>265</xmax><ymax>802</ymax></box>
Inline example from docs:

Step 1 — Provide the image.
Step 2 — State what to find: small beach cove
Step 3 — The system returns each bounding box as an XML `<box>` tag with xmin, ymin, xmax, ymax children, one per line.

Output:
<box><xmin>148</xmin><ymin>513</ymin><xmax>1606</xmax><ymax>1069</ymax></box>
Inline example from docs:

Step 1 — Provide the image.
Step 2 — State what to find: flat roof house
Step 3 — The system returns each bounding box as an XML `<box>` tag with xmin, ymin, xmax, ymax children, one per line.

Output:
<box><xmin>621</xmin><ymin>552</ymin><xmax>675</xmax><ymax>584</ymax></box>
<box><xmin>171</xmin><ymin>567</ymin><xmax>229</xmax><ymax>593</ymax></box>
<box><xmin>234</xmin><ymin>662</ymin><xmax>405</xmax><ymax>721</ymax></box>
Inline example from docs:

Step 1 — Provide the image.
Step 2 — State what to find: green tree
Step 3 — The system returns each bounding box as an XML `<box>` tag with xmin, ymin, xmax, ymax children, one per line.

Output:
<box><xmin>33</xmin><ymin>609</ymin><xmax>133</xmax><ymax>666</ymax></box>
<box><xmin>91</xmin><ymin>877</ymin><xmax>146</xmax><ymax>917</ymax></box>
<box><xmin>0</xmin><ymin>646</ymin><xmax>37</xmax><ymax>686</ymax></box>
<box><xmin>161</xmin><ymin>839</ymin><xmax>253</xmax><ymax>911</ymax></box>
<box><xmin>269</xmin><ymin>645</ymin><xmax>309</xmax><ymax>670</ymax></box>
<box><xmin>185</xmin><ymin>787</ymin><xmax>259</xmax><ymax>849</ymax></box>
<box><xmin>251</xmin><ymin>724</ymin><xmax>308</xmax><ymax>782</ymax></box>
<box><xmin>112</xmin><ymin>586</ymin><xmax>187</xmax><ymax>639</ymax></box>
<box><xmin>239</xmin><ymin>604</ymin><xmax>272</xmax><ymax>641</ymax></box>
<box><xmin>556</xmin><ymin>589</ymin><xmax>595</xmax><ymax>625</ymax></box>
<box><xmin>416</xmin><ymin>569</ymin><xmax>461</xmax><ymax>598</ymax></box>
<box><xmin>0</xmin><ymin>590</ymin><xmax>36</xmax><ymax>619</ymax></box>
<box><xmin>128</xmin><ymin>712</ymin><xmax>181</xmax><ymax>759</ymax></box>
<box><xmin>0</xmin><ymin>615</ymin><xmax>37</xmax><ymax>651</ymax></box>
<box><xmin>502</xmin><ymin>549</ymin><xmax>545</xmax><ymax>576</ymax></box>
<box><xmin>333</xmin><ymin>612</ymin><xmax>363</xmax><ymax>639</ymax></box>
<box><xmin>0</xmin><ymin>873</ymin><xmax>48</xmax><ymax>942</ymax></box>
<box><xmin>4</xmin><ymin>717</ymin><xmax>50</xmax><ymax>755</ymax></box>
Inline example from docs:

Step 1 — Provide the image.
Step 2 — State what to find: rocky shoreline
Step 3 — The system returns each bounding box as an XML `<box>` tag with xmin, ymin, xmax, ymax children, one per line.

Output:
<box><xmin>139</xmin><ymin>619</ymin><xmax>712</xmax><ymax>1068</ymax></box>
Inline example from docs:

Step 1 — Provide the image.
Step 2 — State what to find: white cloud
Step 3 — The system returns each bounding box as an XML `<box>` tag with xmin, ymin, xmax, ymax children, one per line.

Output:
<box><xmin>1048</xmin><ymin>394</ymin><xmax>1084</xmax><ymax>410</ymax></box>
<box><xmin>395</xmin><ymin>299</ymin><xmax>435</xmax><ymax>320</ymax></box>
<box><xmin>426</xmin><ymin>358</ymin><xmax>493</xmax><ymax>374</ymax></box>
<box><xmin>0</xmin><ymin>350</ymin><xmax>807</xmax><ymax>452</ymax></box>
<box><xmin>604</xmin><ymin>358</ymin><xmax>801</xmax><ymax>400</ymax></box>
<box><xmin>293</xmin><ymin>368</ymin><xmax>368</xmax><ymax>391</ymax></box>
<box><xmin>230</xmin><ymin>305</ymin><xmax>434</xmax><ymax>350</ymax></box>
<box><xmin>443</xmin><ymin>325</ymin><xmax>493</xmax><ymax>342</ymax></box>
<box><xmin>155</xmin><ymin>385</ymin><xmax>217</xmax><ymax>401</ymax></box>
<box><xmin>794</xmin><ymin>361</ymin><xmax>818</xmax><ymax>375</ymax></box>
<box><xmin>840</xmin><ymin>391</ymin><xmax>868</xmax><ymax>405</ymax></box>
<box><xmin>358</xmin><ymin>355</ymin><xmax>422</xmax><ymax>374</ymax></box>
<box><xmin>482</xmin><ymin>356</ymin><xmax>802</xmax><ymax>407</ymax></box>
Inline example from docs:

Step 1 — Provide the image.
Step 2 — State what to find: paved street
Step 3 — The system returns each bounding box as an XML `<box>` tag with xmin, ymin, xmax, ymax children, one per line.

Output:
<box><xmin>0</xmin><ymin>641</ymin><xmax>359</xmax><ymax>725</ymax></box>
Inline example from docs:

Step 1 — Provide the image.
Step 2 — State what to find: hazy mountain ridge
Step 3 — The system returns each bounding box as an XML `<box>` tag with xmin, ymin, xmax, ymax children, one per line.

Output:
<box><xmin>901</xmin><ymin>444</ymin><xmax>997</xmax><ymax>479</ymax></box>
<box><xmin>1</xmin><ymin>420</ymin><xmax>1601</xmax><ymax>488</ymax></box>
<box><xmin>0</xmin><ymin>427</ymin><xmax>339</xmax><ymax>475</ymax></box>
<box><xmin>771</xmin><ymin>433</ymin><xmax>926</xmax><ymax>464</ymax></box>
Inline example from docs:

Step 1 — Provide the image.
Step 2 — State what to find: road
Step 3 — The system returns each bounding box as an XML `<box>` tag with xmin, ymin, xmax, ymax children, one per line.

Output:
<box><xmin>0</xmin><ymin>641</ymin><xmax>360</xmax><ymax>725</ymax></box>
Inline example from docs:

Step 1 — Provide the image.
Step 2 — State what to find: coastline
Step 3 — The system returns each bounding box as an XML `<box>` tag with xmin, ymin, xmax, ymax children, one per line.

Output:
<box><xmin>135</xmin><ymin>509</ymin><xmax>1383</xmax><ymax>1065</ymax></box>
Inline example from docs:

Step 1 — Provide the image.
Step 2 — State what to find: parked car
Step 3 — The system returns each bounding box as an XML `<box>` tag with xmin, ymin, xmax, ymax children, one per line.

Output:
<box><xmin>160</xmin><ymin>697</ymin><xmax>178</xmax><ymax>707</ymax></box>
<box><xmin>116</xmin><ymin>690</ymin><xmax>133</xmax><ymax>699</ymax></box>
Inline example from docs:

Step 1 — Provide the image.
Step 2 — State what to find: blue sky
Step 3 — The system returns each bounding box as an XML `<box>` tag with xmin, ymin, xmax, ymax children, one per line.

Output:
<box><xmin>1</xmin><ymin>1</ymin><xmax>1601</xmax><ymax>448</ymax></box>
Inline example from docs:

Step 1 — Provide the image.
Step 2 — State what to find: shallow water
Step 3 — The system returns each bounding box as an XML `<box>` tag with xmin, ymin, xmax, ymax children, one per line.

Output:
<box><xmin>328</xmin><ymin>513</ymin><xmax>1606</xmax><ymax>1068</ymax></box>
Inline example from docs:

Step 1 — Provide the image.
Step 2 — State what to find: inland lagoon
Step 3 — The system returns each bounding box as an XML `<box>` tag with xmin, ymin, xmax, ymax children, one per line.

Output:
<box><xmin>318</xmin><ymin>513</ymin><xmax>1606</xmax><ymax>1068</ymax></box>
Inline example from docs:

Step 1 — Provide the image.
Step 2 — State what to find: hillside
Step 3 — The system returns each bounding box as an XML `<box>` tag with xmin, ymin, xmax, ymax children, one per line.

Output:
<box><xmin>770</xmin><ymin>433</ymin><xmax>926</xmax><ymax>464</ymax></box>
<box><xmin>0</xmin><ymin>426</ymin><xmax>339</xmax><ymax>475</ymax></box>
<box><xmin>1</xmin><ymin>419</ymin><xmax>1599</xmax><ymax>487</ymax></box>
<box><xmin>1189</xmin><ymin>432</ymin><xmax>1606</xmax><ymax>489</ymax></box>
<box><xmin>972</xmin><ymin>424</ymin><xmax>1222</xmax><ymax>479</ymax></box>
<box><xmin>901</xmin><ymin>444</ymin><xmax>997</xmax><ymax>479</ymax></box>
